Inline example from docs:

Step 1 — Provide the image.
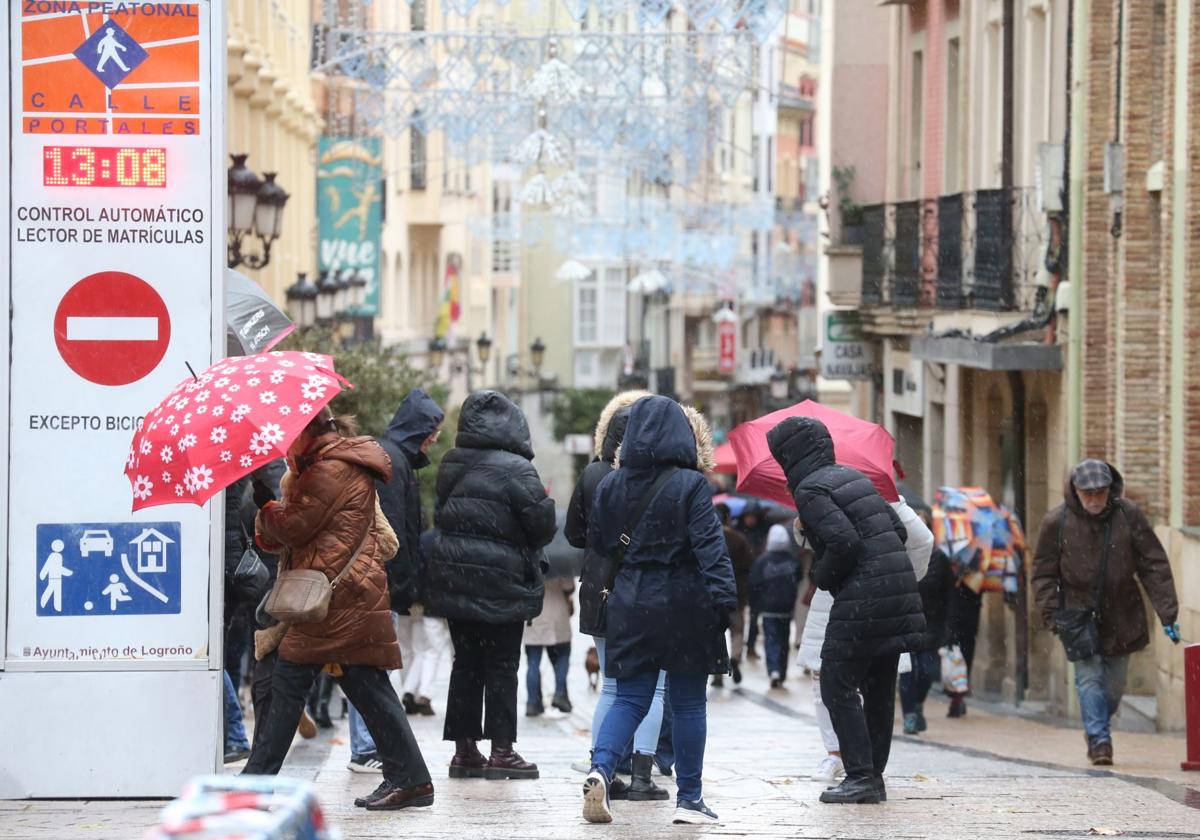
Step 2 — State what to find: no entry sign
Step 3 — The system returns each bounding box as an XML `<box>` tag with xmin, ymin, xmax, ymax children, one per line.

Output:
<box><xmin>53</xmin><ymin>271</ymin><xmax>170</xmax><ymax>386</ymax></box>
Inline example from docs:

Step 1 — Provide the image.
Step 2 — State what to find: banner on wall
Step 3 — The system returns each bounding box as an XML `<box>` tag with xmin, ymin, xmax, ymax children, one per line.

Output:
<box><xmin>317</xmin><ymin>136</ymin><xmax>382</xmax><ymax>316</ymax></box>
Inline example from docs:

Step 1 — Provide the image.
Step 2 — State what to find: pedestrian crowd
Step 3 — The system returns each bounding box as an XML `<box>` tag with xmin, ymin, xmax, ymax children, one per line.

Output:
<box><xmin>217</xmin><ymin>386</ymin><xmax>1182</xmax><ymax>824</ymax></box>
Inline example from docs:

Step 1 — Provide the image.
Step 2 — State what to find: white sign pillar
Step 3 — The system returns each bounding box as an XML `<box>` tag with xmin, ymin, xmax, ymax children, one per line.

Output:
<box><xmin>0</xmin><ymin>2</ymin><xmax>225</xmax><ymax>798</ymax></box>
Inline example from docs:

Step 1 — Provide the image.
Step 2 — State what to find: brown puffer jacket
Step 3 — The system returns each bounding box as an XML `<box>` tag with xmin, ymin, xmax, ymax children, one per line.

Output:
<box><xmin>257</xmin><ymin>433</ymin><xmax>401</xmax><ymax>669</ymax></box>
<box><xmin>1032</xmin><ymin>463</ymin><xmax>1178</xmax><ymax>658</ymax></box>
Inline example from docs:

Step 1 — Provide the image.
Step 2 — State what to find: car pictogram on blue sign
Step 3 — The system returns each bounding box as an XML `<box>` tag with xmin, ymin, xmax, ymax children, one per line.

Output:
<box><xmin>73</xmin><ymin>21</ymin><xmax>148</xmax><ymax>90</ymax></box>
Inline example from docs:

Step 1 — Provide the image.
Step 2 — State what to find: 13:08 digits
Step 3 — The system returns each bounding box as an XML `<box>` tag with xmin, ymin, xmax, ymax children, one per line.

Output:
<box><xmin>43</xmin><ymin>146</ymin><xmax>167</xmax><ymax>189</ymax></box>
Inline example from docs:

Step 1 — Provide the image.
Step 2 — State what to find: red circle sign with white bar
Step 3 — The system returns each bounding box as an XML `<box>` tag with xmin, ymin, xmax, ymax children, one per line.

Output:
<box><xmin>52</xmin><ymin>271</ymin><xmax>171</xmax><ymax>386</ymax></box>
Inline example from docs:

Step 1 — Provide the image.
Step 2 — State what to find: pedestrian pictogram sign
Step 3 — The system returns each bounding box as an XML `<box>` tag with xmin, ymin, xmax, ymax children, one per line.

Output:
<box><xmin>53</xmin><ymin>270</ymin><xmax>171</xmax><ymax>386</ymax></box>
<box><xmin>35</xmin><ymin>522</ymin><xmax>181</xmax><ymax>617</ymax></box>
<box><xmin>73</xmin><ymin>20</ymin><xmax>148</xmax><ymax>89</ymax></box>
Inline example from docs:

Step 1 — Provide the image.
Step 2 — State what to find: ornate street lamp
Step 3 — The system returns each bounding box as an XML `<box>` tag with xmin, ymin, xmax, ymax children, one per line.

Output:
<box><xmin>315</xmin><ymin>270</ymin><xmax>338</xmax><ymax>323</ymax></box>
<box><xmin>428</xmin><ymin>336</ymin><xmax>447</xmax><ymax>369</ymax></box>
<box><xmin>333</xmin><ymin>269</ymin><xmax>351</xmax><ymax>315</ymax></box>
<box><xmin>284</xmin><ymin>272</ymin><xmax>319</xmax><ymax>329</ymax></box>
<box><xmin>770</xmin><ymin>366</ymin><xmax>790</xmax><ymax>402</ymax></box>
<box><xmin>530</xmin><ymin>337</ymin><xmax>547</xmax><ymax>372</ymax></box>
<box><xmin>476</xmin><ymin>332</ymin><xmax>493</xmax><ymax>366</ymax></box>
<box><xmin>349</xmin><ymin>270</ymin><xmax>368</xmax><ymax>309</ymax></box>
<box><xmin>227</xmin><ymin>154</ymin><xmax>289</xmax><ymax>270</ymax></box>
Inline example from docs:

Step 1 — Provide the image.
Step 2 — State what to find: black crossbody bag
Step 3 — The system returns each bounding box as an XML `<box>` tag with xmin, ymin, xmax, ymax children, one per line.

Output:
<box><xmin>596</xmin><ymin>466</ymin><xmax>678</xmax><ymax>631</ymax></box>
<box><xmin>1053</xmin><ymin>512</ymin><xmax>1113</xmax><ymax>662</ymax></box>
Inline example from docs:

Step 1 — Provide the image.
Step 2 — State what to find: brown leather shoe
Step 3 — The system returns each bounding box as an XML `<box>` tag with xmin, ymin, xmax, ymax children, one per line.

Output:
<box><xmin>449</xmin><ymin>740</ymin><xmax>488</xmax><ymax>779</ymax></box>
<box><xmin>1088</xmin><ymin>740</ymin><xmax>1114</xmax><ymax>766</ymax></box>
<box><xmin>296</xmin><ymin>709</ymin><xmax>318</xmax><ymax>740</ymax></box>
<box><xmin>486</xmin><ymin>747</ymin><xmax>539</xmax><ymax>780</ymax></box>
<box><xmin>363</xmin><ymin>781</ymin><xmax>435</xmax><ymax>811</ymax></box>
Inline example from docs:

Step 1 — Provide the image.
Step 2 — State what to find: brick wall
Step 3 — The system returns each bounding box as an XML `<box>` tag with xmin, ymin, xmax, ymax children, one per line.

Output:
<box><xmin>1185</xmin><ymin>0</ymin><xmax>1200</xmax><ymax>525</ymax></box>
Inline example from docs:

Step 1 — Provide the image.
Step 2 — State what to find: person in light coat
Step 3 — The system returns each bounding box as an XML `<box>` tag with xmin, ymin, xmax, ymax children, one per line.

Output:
<box><xmin>523</xmin><ymin>577</ymin><xmax>576</xmax><ymax>716</ymax></box>
<box><xmin>797</xmin><ymin>495</ymin><xmax>933</xmax><ymax>783</ymax></box>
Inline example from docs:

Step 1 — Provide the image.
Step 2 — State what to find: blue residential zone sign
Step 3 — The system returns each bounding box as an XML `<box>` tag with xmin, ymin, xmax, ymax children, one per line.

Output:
<box><xmin>36</xmin><ymin>523</ymin><xmax>182</xmax><ymax>617</ymax></box>
<box><xmin>73</xmin><ymin>20</ymin><xmax>149</xmax><ymax>90</ymax></box>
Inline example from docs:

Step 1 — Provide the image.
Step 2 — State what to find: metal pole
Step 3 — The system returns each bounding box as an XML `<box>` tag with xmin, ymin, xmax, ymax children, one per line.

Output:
<box><xmin>1001</xmin><ymin>0</ymin><xmax>1015</xmax><ymax>309</ymax></box>
<box><xmin>1008</xmin><ymin>370</ymin><xmax>1029</xmax><ymax>703</ymax></box>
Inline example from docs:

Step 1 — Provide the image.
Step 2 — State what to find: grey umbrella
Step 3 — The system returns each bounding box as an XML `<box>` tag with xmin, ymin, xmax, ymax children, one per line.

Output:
<box><xmin>226</xmin><ymin>268</ymin><xmax>295</xmax><ymax>356</ymax></box>
<box><xmin>543</xmin><ymin>507</ymin><xmax>584</xmax><ymax>579</ymax></box>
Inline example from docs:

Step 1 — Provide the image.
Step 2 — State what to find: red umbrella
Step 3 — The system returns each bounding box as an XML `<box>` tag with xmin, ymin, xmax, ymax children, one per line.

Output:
<box><xmin>123</xmin><ymin>351</ymin><xmax>350</xmax><ymax>511</ymax></box>
<box><xmin>712</xmin><ymin>441</ymin><xmax>738</xmax><ymax>475</ymax></box>
<box><xmin>728</xmin><ymin>400</ymin><xmax>899</xmax><ymax>508</ymax></box>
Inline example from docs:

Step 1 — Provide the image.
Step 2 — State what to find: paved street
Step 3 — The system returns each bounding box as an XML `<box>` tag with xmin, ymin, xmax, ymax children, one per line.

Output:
<box><xmin>2</xmin><ymin>641</ymin><xmax>1198</xmax><ymax>840</ymax></box>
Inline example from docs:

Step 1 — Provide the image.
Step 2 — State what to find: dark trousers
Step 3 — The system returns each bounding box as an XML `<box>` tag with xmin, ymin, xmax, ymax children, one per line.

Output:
<box><xmin>445</xmin><ymin>619</ymin><xmax>523</xmax><ymax>743</ymax></box>
<box><xmin>243</xmin><ymin>657</ymin><xmax>430</xmax><ymax>788</ymax></box>
<box><xmin>898</xmin><ymin>649</ymin><xmax>941</xmax><ymax>715</ymax></box>
<box><xmin>250</xmin><ymin>651</ymin><xmax>276</xmax><ymax>753</ymax></box>
<box><xmin>948</xmin><ymin>586</ymin><xmax>983</xmax><ymax>675</ymax></box>
<box><xmin>820</xmin><ymin>653</ymin><xmax>901</xmax><ymax>779</ymax></box>
<box><xmin>761</xmin><ymin>616</ymin><xmax>791</xmax><ymax>678</ymax></box>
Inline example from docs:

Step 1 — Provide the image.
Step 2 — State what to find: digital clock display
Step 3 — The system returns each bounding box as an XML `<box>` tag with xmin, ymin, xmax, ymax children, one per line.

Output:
<box><xmin>43</xmin><ymin>146</ymin><xmax>167</xmax><ymax>189</ymax></box>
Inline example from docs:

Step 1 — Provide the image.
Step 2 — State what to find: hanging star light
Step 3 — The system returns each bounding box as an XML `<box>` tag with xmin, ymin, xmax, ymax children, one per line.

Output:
<box><xmin>519</xmin><ymin>173</ymin><xmax>556</xmax><ymax>206</ymax></box>
<box><xmin>551</xmin><ymin>170</ymin><xmax>590</xmax><ymax>216</ymax></box>
<box><xmin>522</xmin><ymin>39</ymin><xmax>585</xmax><ymax>106</ymax></box>
<box><xmin>513</xmin><ymin>128</ymin><xmax>567</xmax><ymax>167</ymax></box>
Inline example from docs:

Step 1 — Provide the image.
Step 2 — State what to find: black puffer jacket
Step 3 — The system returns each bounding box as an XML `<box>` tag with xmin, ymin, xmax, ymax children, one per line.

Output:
<box><xmin>425</xmin><ymin>390</ymin><xmax>557</xmax><ymax>625</ymax></box>
<box><xmin>913</xmin><ymin>547</ymin><xmax>955</xmax><ymax>651</ymax></box>
<box><xmin>565</xmin><ymin>389</ymin><xmax>649</xmax><ymax>637</ymax></box>
<box><xmin>767</xmin><ymin>416</ymin><xmax>925</xmax><ymax>661</ymax></box>
<box><xmin>376</xmin><ymin>389</ymin><xmax>444</xmax><ymax>613</ymax></box>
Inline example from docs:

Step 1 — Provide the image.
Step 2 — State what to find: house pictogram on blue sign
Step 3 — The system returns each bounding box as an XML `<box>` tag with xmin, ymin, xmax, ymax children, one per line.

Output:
<box><xmin>73</xmin><ymin>21</ymin><xmax>148</xmax><ymax>90</ymax></box>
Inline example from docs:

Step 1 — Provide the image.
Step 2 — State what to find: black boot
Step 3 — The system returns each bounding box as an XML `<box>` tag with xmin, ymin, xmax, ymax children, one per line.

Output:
<box><xmin>628</xmin><ymin>753</ymin><xmax>669</xmax><ymax>801</ymax></box>
<box><xmin>819</xmin><ymin>774</ymin><xmax>883</xmax><ymax>805</ymax></box>
<box><xmin>313</xmin><ymin>674</ymin><xmax>334</xmax><ymax>729</ymax></box>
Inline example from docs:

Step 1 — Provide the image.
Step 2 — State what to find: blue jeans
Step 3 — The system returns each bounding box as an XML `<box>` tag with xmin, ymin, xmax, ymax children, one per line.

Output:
<box><xmin>594</xmin><ymin>671</ymin><xmax>708</xmax><ymax>802</ymax></box>
<box><xmin>223</xmin><ymin>670</ymin><xmax>250</xmax><ymax>751</ymax></box>
<box><xmin>1075</xmin><ymin>654</ymin><xmax>1129</xmax><ymax>747</ymax></box>
<box><xmin>761</xmin><ymin>615</ymin><xmax>791</xmax><ymax>678</ymax></box>
<box><xmin>525</xmin><ymin>642</ymin><xmax>571</xmax><ymax>705</ymax></box>
<box><xmin>591</xmin><ymin>637</ymin><xmax>665</xmax><ymax>755</ymax></box>
<box><xmin>348</xmin><ymin>703</ymin><xmax>376</xmax><ymax>758</ymax></box>
<box><xmin>899</xmin><ymin>649</ymin><xmax>942</xmax><ymax>715</ymax></box>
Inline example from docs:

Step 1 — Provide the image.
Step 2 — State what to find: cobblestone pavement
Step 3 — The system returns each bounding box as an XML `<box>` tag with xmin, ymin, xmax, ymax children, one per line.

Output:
<box><xmin>3</xmin><ymin>644</ymin><xmax>1198</xmax><ymax>839</ymax></box>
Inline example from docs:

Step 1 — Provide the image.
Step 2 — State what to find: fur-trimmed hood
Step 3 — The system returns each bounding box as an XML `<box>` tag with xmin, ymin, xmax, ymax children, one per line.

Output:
<box><xmin>593</xmin><ymin>390</ymin><xmax>653</xmax><ymax>461</ymax></box>
<box><xmin>613</xmin><ymin>400</ymin><xmax>715</xmax><ymax>472</ymax></box>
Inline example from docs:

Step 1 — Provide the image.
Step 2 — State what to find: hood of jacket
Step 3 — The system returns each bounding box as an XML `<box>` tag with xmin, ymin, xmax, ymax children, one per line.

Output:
<box><xmin>766</xmin><ymin>523</ymin><xmax>791</xmax><ymax>552</ymax></box>
<box><xmin>616</xmin><ymin>395</ymin><xmax>698</xmax><ymax>471</ymax></box>
<box><xmin>593</xmin><ymin>389</ymin><xmax>652</xmax><ymax>462</ymax></box>
<box><xmin>1063</xmin><ymin>460</ymin><xmax>1126</xmax><ymax>518</ymax></box>
<box><xmin>384</xmin><ymin>388</ymin><xmax>444</xmax><ymax>469</ymax></box>
<box><xmin>614</xmin><ymin>401</ymin><xmax>715</xmax><ymax>471</ymax></box>
<box><xmin>454</xmin><ymin>389</ymin><xmax>535</xmax><ymax>460</ymax></box>
<box><xmin>767</xmin><ymin>416</ymin><xmax>835</xmax><ymax>492</ymax></box>
<box><xmin>297</xmin><ymin>432</ymin><xmax>392</xmax><ymax>482</ymax></box>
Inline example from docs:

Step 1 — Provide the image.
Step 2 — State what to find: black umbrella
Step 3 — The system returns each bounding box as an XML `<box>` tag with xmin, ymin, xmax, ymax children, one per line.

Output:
<box><xmin>544</xmin><ymin>508</ymin><xmax>584</xmax><ymax>579</ymax></box>
<box><xmin>226</xmin><ymin>269</ymin><xmax>295</xmax><ymax>356</ymax></box>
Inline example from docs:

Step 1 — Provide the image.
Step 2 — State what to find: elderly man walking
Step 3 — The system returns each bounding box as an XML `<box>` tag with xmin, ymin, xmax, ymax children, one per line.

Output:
<box><xmin>1032</xmin><ymin>459</ymin><xmax>1180</xmax><ymax>766</ymax></box>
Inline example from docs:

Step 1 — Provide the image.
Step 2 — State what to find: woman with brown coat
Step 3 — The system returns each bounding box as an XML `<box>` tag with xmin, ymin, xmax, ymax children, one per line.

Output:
<box><xmin>243</xmin><ymin>408</ymin><xmax>433</xmax><ymax>811</ymax></box>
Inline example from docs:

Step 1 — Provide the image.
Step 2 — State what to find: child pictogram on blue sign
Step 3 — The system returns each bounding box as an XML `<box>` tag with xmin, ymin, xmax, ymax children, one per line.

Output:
<box><xmin>35</xmin><ymin>523</ymin><xmax>181</xmax><ymax>617</ymax></box>
<box><xmin>73</xmin><ymin>21</ymin><xmax>149</xmax><ymax>89</ymax></box>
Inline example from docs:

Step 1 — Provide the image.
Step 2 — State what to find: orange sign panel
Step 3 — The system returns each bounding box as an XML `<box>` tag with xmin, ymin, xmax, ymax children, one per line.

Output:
<box><xmin>21</xmin><ymin>3</ymin><xmax>202</xmax><ymax>136</ymax></box>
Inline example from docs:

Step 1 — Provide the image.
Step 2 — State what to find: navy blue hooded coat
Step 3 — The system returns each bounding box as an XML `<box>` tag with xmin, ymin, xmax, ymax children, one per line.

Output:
<box><xmin>425</xmin><ymin>390</ymin><xmax>557</xmax><ymax>625</ymax></box>
<box><xmin>588</xmin><ymin>396</ymin><xmax>737</xmax><ymax>678</ymax></box>
<box><xmin>376</xmin><ymin>389</ymin><xmax>444</xmax><ymax>613</ymax></box>
<box><xmin>767</xmin><ymin>416</ymin><xmax>925</xmax><ymax>661</ymax></box>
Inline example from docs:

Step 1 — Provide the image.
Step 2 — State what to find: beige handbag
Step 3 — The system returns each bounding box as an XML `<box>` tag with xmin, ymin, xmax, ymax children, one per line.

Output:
<box><xmin>264</xmin><ymin>529</ymin><xmax>370</xmax><ymax>624</ymax></box>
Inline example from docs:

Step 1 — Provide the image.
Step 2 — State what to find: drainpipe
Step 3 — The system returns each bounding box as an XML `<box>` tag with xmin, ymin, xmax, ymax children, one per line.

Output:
<box><xmin>1169</xmin><ymin>0</ymin><xmax>1190</xmax><ymax>527</ymax></box>
<box><xmin>1008</xmin><ymin>370</ymin><xmax>1029</xmax><ymax>703</ymax></box>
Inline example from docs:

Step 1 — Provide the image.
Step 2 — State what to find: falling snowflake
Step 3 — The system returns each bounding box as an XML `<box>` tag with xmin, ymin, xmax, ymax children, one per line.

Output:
<box><xmin>139</xmin><ymin>440</ymin><xmax>152</xmax><ymax>455</ymax></box>
<box><xmin>219</xmin><ymin>450</ymin><xmax>233</xmax><ymax>463</ymax></box>
<box><xmin>259</xmin><ymin>390</ymin><xmax>278</xmax><ymax>405</ymax></box>
<box><xmin>132</xmin><ymin>475</ymin><xmax>154</xmax><ymax>501</ymax></box>
<box><xmin>160</xmin><ymin>446</ymin><xmax>174</xmax><ymax>463</ymax></box>
<box><xmin>210</xmin><ymin>427</ymin><xmax>228</xmax><ymax>444</ymax></box>
<box><xmin>211</xmin><ymin>405</ymin><xmax>226</xmax><ymax>417</ymax></box>
<box><xmin>195</xmin><ymin>390</ymin><xmax>211</xmax><ymax>403</ymax></box>
<box><xmin>249</xmin><ymin>433</ymin><xmax>273</xmax><ymax>456</ymax></box>
<box><xmin>301</xmin><ymin>382</ymin><xmax>326</xmax><ymax>401</ymax></box>
<box><xmin>298</xmin><ymin>403</ymin><xmax>314</xmax><ymax>415</ymax></box>
<box><xmin>239</xmin><ymin>454</ymin><xmax>254</xmax><ymax>468</ymax></box>
<box><xmin>279</xmin><ymin>405</ymin><xmax>292</xmax><ymax>416</ymax></box>
<box><xmin>174</xmin><ymin>484</ymin><xmax>184</xmax><ymax>497</ymax></box>
<box><xmin>177</xmin><ymin>433</ymin><xmax>198</xmax><ymax>452</ymax></box>
<box><xmin>215</xmin><ymin>377</ymin><xmax>231</xmax><ymax>388</ymax></box>
<box><xmin>247</xmin><ymin>377</ymin><xmax>261</xmax><ymax>388</ymax></box>
<box><xmin>184</xmin><ymin>464</ymin><xmax>214</xmax><ymax>493</ymax></box>
<box><xmin>260</xmin><ymin>422</ymin><xmax>285</xmax><ymax>445</ymax></box>
<box><xmin>269</xmin><ymin>370</ymin><xmax>285</xmax><ymax>384</ymax></box>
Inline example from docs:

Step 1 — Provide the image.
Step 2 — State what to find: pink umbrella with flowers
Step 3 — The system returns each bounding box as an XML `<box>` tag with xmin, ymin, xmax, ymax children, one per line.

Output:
<box><xmin>123</xmin><ymin>351</ymin><xmax>351</xmax><ymax>510</ymax></box>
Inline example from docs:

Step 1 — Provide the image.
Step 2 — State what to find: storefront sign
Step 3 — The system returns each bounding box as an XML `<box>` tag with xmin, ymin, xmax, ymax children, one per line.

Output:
<box><xmin>317</xmin><ymin>136</ymin><xmax>382</xmax><ymax>316</ymax></box>
<box><xmin>820</xmin><ymin>311</ymin><xmax>880</xmax><ymax>381</ymax></box>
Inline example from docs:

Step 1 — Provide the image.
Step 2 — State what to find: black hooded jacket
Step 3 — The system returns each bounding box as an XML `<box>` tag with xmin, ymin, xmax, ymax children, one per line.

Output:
<box><xmin>425</xmin><ymin>390</ymin><xmax>557</xmax><ymax>625</ymax></box>
<box><xmin>376</xmin><ymin>389</ymin><xmax>444</xmax><ymax>612</ymax></box>
<box><xmin>767</xmin><ymin>416</ymin><xmax>925</xmax><ymax>660</ymax></box>
<box><xmin>589</xmin><ymin>397</ymin><xmax>737</xmax><ymax>677</ymax></box>
<box><xmin>565</xmin><ymin>397</ymin><xmax>639</xmax><ymax>637</ymax></box>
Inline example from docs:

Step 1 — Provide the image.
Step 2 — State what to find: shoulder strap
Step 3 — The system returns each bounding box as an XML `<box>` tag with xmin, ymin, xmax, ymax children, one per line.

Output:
<box><xmin>603</xmin><ymin>466</ymin><xmax>679</xmax><ymax>597</ymax></box>
<box><xmin>331</xmin><ymin>490</ymin><xmax>377</xmax><ymax>590</ymax></box>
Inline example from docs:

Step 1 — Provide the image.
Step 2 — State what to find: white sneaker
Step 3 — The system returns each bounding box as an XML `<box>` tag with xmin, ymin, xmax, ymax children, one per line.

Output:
<box><xmin>812</xmin><ymin>755</ymin><xmax>844</xmax><ymax>783</ymax></box>
<box><xmin>582</xmin><ymin>771</ymin><xmax>612</xmax><ymax>824</ymax></box>
<box><xmin>347</xmin><ymin>753</ymin><xmax>384</xmax><ymax>774</ymax></box>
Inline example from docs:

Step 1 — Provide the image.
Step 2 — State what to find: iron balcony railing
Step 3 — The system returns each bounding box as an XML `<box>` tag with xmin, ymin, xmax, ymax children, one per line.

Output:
<box><xmin>861</xmin><ymin>187</ymin><xmax>1047</xmax><ymax>313</ymax></box>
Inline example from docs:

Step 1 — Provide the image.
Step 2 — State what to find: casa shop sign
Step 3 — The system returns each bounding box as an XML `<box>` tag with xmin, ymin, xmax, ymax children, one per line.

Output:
<box><xmin>820</xmin><ymin>311</ymin><xmax>880</xmax><ymax>381</ymax></box>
